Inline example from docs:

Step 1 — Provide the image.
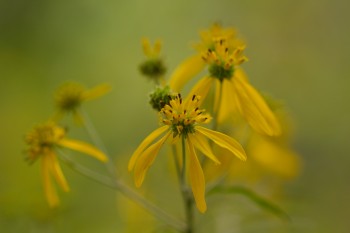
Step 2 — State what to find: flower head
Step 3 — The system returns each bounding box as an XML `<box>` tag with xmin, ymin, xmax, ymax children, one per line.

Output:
<box><xmin>194</xmin><ymin>23</ymin><xmax>244</xmax><ymax>53</ymax></box>
<box><xmin>202</xmin><ymin>39</ymin><xmax>248</xmax><ymax>82</ymax></box>
<box><xmin>54</xmin><ymin>82</ymin><xmax>111</xmax><ymax>122</ymax></box>
<box><xmin>128</xmin><ymin>94</ymin><xmax>246</xmax><ymax>213</ymax></box>
<box><xmin>25</xmin><ymin>121</ymin><xmax>107</xmax><ymax>207</ymax></box>
<box><xmin>161</xmin><ymin>94</ymin><xmax>212</xmax><ymax>138</ymax></box>
<box><xmin>139</xmin><ymin>38</ymin><xmax>167</xmax><ymax>83</ymax></box>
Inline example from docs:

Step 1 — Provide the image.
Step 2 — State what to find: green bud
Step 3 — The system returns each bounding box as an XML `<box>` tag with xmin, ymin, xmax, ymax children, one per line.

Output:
<box><xmin>149</xmin><ymin>86</ymin><xmax>173</xmax><ymax>111</ymax></box>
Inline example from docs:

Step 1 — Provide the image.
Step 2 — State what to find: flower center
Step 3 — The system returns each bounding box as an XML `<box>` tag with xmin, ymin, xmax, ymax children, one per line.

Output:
<box><xmin>161</xmin><ymin>94</ymin><xmax>211</xmax><ymax>138</ymax></box>
<box><xmin>201</xmin><ymin>39</ymin><xmax>247</xmax><ymax>82</ymax></box>
<box><xmin>25</xmin><ymin>122</ymin><xmax>66</xmax><ymax>161</ymax></box>
<box><xmin>55</xmin><ymin>83</ymin><xmax>85</xmax><ymax>112</ymax></box>
<box><xmin>139</xmin><ymin>58</ymin><xmax>167</xmax><ymax>79</ymax></box>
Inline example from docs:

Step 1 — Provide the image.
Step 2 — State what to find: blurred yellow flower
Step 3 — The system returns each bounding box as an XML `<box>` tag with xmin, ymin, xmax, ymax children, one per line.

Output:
<box><xmin>205</xmin><ymin>107</ymin><xmax>301</xmax><ymax>189</ymax></box>
<box><xmin>117</xmin><ymin>195</ymin><xmax>155</xmax><ymax>233</ymax></box>
<box><xmin>25</xmin><ymin>121</ymin><xmax>108</xmax><ymax>207</ymax></box>
<box><xmin>128</xmin><ymin>94</ymin><xmax>246</xmax><ymax>213</ymax></box>
<box><xmin>139</xmin><ymin>38</ymin><xmax>167</xmax><ymax>83</ymax></box>
<box><xmin>54</xmin><ymin>82</ymin><xmax>111</xmax><ymax>122</ymax></box>
<box><xmin>169</xmin><ymin>24</ymin><xmax>281</xmax><ymax>136</ymax></box>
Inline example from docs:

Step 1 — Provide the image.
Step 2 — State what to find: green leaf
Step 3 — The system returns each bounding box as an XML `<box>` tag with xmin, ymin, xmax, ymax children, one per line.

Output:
<box><xmin>208</xmin><ymin>185</ymin><xmax>291</xmax><ymax>221</ymax></box>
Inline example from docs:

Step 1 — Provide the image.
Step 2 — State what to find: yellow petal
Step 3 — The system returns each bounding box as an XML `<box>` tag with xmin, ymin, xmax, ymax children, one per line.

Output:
<box><xmin>154</xmin><ymin>39</ymin><xmax>162</xmax><ymax>55</ymax></box>
<box><xmin>188</xmin><ymin>133</ymin><xmax>220</xmax><ymax>165</ymax></box>
<box><xmin>187</xmin><ymin>138</ymin><xmax>207</xmax><ymax>213</ymax></box>
<box><xmin>128</xmin><ymin>125</ymin><xmax>170</xmax><ymax>171</ymax></box>
<box><xmin>141</xmin><ymin>38</ymin><xmax>152</xmax><ymax>57</ymax></box>
<box><xmin>42</xmin><ymin>155</ymin><xmax>59</xmax><ymax>207</ymax></box>
<box><xmin>196</xmin><ymin>126</ymin><xmax>247</xmax><ymax>161</ymax></box>
<box><xmin>169</xmin><ymin>54</ymin><xmax>206</xmax><ymax>92</ymax></box>
<box><xmin>134</xmin><ymin>131</ymin><xmax>171</xmax><ymax>187</ymax></box>
<box><xmin>82</xmin><ymin>83</ymin><xmax>112</xmax><ymax>101</ymax></box>
<box><xmin>185</xmin><ymin>76</ymin><xmax>214</xmax><ymax>107</ymax></box>
<box><xmin>233</xmin><ymin>69</ymin><xmax>281</xmax><ymax>136</ymax></box>
<box><xmin>47</xmin><ymin>153</ymin><xmax>70</xmax><ymax>192</ymax></box>
<box><xmin>59</xmin><ymin>139</ymin><xmax>108</xmax><ymax>162</ymax></box>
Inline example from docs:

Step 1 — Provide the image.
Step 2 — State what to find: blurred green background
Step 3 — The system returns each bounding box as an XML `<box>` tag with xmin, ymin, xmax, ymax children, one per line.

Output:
<box><xmin>1</xmin><ymin>0</ymin><xmax>349</xmax><ymax>232</ymax></box>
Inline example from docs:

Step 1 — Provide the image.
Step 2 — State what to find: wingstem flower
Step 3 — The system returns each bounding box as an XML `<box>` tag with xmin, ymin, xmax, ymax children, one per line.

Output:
<box><xmin>169</xmin><ymin>24</ymin><xmax>281</xmax><ymax>136</ymax></box>
<box><xmin>25</xmin><ymin>121</ymin><xmax>107</xmax><ymax>207</ymax></box>
<box><xmin>139</xmin><ymin>38</ymin><xmax>167</xmax><ymax>83</ymax></box>
<box><xmin>128</xmin><ymin>94</ymin><xmax>246</xmax><ymax>213</ymax></box>
<box><xmin>54</xmin><ymin>82</ymin><xmax>111</xmax><ymax>122</ymax></box>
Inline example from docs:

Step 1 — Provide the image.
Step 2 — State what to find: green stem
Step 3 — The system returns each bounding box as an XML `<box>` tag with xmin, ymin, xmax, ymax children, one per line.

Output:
<box><xmin>58</xmin><ymin>151</ymin><xmax>187</xmax><ymax>232</ymax></box>
<box><xmin>79</xmin><ymin>108</ymin><xmax>116</xmax><ymax>177</ymax></box>
<box><xmin>172</xmin><ymin>145</ymin><xmax>181</xmax><ymax>181</ymax></box>
<box><xmin>212</xmin><ymin>81</ymin><xmax>223</xmax><ymax>131</ymax></box>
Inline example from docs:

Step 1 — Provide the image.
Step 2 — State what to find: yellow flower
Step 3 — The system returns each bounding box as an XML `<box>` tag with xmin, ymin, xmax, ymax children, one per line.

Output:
<box><xmin>169</xmin><ymin>23</ymin><xmax>243</xmax><ymax>92</ymax></box>
<box><xmin>25</xmin><ymin>121</ymin><xmax>108</xmax><ymax>207</ymax></box>
<box><xmin>205</xmin><ymin>106</ymin><xmax>301</xmax><ymax>186</ymax></box>
<box><xmin>139</xmin><ymin>38</ymin><xmax>167</xmax><ymax>82</ymax></box>
<box><xmin>128</xmin><ymin>94</ymin><xmax>246</xmax><ymax>213</ymax></box>
<box><xmin>54</xmin><ymin>82</ymin><xmax>111</xmax><ymax>122</ymax></box>
<box><xmin>169</xmin><ymin>24</ymin><xmax>281</xmax><ymax>136</ymax></box>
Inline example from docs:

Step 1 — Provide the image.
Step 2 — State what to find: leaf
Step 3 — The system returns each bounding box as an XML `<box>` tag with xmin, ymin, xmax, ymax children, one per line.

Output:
<box><xmin>208</xmin><ymin>185</ymin><xmax>290</xmax><ymax>221</ymax></box>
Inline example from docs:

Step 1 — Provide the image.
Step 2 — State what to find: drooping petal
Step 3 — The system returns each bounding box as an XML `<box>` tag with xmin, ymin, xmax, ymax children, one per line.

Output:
<box><xmin>188</xmin><ymin>133</ymin><xmax>220</xmax><ymax>165</ymax></box>
<box><xmin>47</xmin><ymin>152</ymin><xmax>70</xmax><ymax>192</ymax></box>
<box><xmin>128</xmin><ymin>125</ymin><xmax>170</xmax><ymax>171</ymax></box>
<box><xmin>59</xmin><ymin>139</ymin><xmax>108</xmax><ymax>162</ymax></box>
<box><xmin>196</xmin><ymin>126</ymin><xmax>247</xmax><ymax>161</ymax></box>
<box><xmin>187</xmin><ymin>138</ymin><xmax>207</xmax><ymax>213</ymax></box>
<box><xmin>82</xmin><ymin>83</ymin><xmax>112</xmax><ymax>101</ymax></box>
<box><xmin>169</xmin><ymin>55</ymin><xmax>206</xmax><ymax>92</ymax></box>
<box><xmin>233</xmin><ymin>69</ymin><xmax>281</xmax><ymax>136</ymax></box>
<box><xmin>42</xmin><ymin>155</ymin><xmax>59</xmax><ymax>207</ymax></box>
<box><xmin>134</xmin><ymin>131</ymin><xmax>171</xmax><ymax>187</ymax></box>
<box><xmin>185</xmin><ymin>76</ymin><xmax>214</xmax><ymax>107</ymax></box>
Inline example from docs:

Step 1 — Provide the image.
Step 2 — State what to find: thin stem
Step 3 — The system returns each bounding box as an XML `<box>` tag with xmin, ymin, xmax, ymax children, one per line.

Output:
<box><xmin>58</xmin><ymin>151</ymin><xmax>187</xmax><ymax>232</ymax></box>
<box><xmin>181</xmin><ymin>135</ymin><xmax>187</xmax><ymax>186</ymax></box>
<box><xmin>79</xmin><ymin>108</ymin><xmax>116</xmax><ymax>177</ymax></box>
<box><xmin>212</xmin><ymin>81</ymin><xmax>223</xmax><ymax>131</ymax></box>
<box><xmin>172</xmin><ymin>145</ymin><xmax>181</xmax><ymax>181</ymax></box>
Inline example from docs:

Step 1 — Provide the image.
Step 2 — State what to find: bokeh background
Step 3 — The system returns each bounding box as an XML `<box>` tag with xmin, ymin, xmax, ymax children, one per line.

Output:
<box><xmin>1</xmin><ymin>0</ymin><xmax>349</xmax><ymax>232</ymax></box>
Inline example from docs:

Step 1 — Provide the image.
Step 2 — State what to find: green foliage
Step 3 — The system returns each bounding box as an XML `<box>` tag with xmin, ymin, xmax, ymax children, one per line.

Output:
<box><xmin>208</xmin><ymin>185</ymin><xmax>290</xmax><ymax>221</ymax></box>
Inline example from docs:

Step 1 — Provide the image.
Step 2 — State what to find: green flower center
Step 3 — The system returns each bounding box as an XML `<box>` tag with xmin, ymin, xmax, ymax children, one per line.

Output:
<box><xmin>139</xmin><ymin>58</ymin><xmax>167</xmax><ymax>79</ymax></box>
<box><xmin>208</xmin><ymin>63</ymin><xmax>234</xmax><ymax>82</ymax></box>
<box><xmin>149</xmin><ymin>86</ymin><xmax>173</xmax><ymax>111</ymax></box>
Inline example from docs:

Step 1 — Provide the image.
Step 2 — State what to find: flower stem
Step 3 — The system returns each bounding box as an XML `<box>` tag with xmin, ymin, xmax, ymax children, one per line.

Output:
<box><xmin>79</xmin><ymin>108</ymin><xmax>116</xmax><ymax>177</ymax></box>
<box><xmin>58</xmin><ymin>151</ymin><xmax>187</xmax><ymax>232</ymax></box>
<box><xmin>212</xmin><ymin>81</ymin><xmax>223</xmax><ymax>131</ymax></box>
